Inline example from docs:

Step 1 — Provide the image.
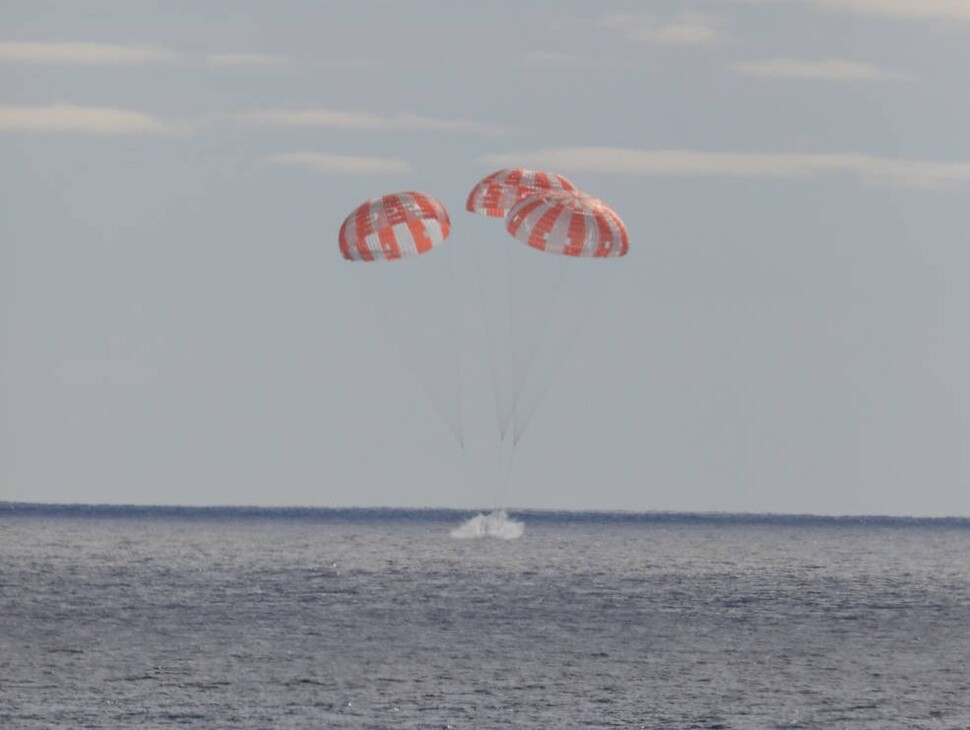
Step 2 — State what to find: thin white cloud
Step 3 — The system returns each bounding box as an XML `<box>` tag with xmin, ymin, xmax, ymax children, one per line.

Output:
<box><xmin>306</xmin><ymin>58</ymin><xmax>384</xmax><ymax>71</ymax></box>
<box><xmin>0</xmin><ymin>41</ymin><xmax>301</xmax><ymax>69</ymax></box>
<box><xmin>267</xmin><ymin>151</ymin><xmax>413</xmax><ymax>175</ymax></box>
<box><xmin>724</xmin><ymin>0</ymin><xmax>970</xmax><ymax>21</ymax></box>
<box><xmin>0</xmin><ymin>103</ymin><xmax>187</xmax><ymax>136</ymax></box>
<box><xmin>731</xmin><ymin>58</ymin><xmax>909</xmax><ymax>81</ymax></box>
<box><xmin>205</xmin><ymin>53</ymin><xmax>290</xmax><ymax>67</ymax></box>
<box><xmin>238</xmin><ymin>108</ymin><xmax>504</xmax><ymax>135</ymax></box>
<box><xmin>599</xmin><ymin>12</ymin><xmax>727</xmax><ymax>46</ymax></box>
<box><xmin>525</xmin><ymin>50</ymin><xmax>586</xmax><ymax>67</ymax></box>
<box><xmin>814</xmin><ymin>0</ymin><xmax>970</xmax><ymax>20</ymax></box>
<box><xmin>0</xmin><ymin>41</ymin><xmax>181</xmax><ymax>65</ymax></box>
<box><xmin>479</xmin><ymin>147</ymin><xmax>970</xmax><ymax>190</ymax></box>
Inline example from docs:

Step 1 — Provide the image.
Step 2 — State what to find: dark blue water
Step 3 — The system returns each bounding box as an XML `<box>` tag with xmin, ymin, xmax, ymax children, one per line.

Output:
<box><xmin>2</xmin><ymin>503</ymin><xmax>969</xmax><ymax>728</ymax></box>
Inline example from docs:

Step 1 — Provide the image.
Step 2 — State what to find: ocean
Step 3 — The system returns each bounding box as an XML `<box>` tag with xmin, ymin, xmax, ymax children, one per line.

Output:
<box><xmin>1</xmin><ymin>504</ymin><xmax>968</xmax><ymax>729</ymax></box>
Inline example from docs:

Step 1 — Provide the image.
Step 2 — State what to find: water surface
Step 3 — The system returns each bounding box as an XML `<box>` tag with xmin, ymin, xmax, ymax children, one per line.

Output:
<box><xmin>2</xmin><ymin>504</ymin><xmax>968</xmax><ymax>728</ymax></box>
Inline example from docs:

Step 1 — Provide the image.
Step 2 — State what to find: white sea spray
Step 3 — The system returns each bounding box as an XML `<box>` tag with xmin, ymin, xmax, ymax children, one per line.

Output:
<box><xmin>449</xmin><ymin>509</ymin><xmax>524</xmax><ymax>539</ymax></box>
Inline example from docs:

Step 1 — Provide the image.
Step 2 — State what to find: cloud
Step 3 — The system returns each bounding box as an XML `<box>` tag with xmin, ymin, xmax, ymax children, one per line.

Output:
<box><xmin>731</xmin><ymin>58</ymin><xmax>909</xmax><ymax>81</ymax></box>
<box><xmin>524</xmin><ymin>50</ymin><xmax>587</xmax><ymax>67</ymax></box>
<box><xmin>0</xmin><ymin>41</ymin><xmax>299</xmax><ymax>69</ymax></box>
<box><xmin>599</xmin><ymin>12</ymin><xmax>727</xmax><ymax>46</ymax></box>
<box><xmin>0</xmin><ymin>104</ymin><xmax>187</xmax><ymax>136</ymax></box>
<box><xmin>238</xmin><ymin>108</ymin><xmax>504</xmax><ymax>135</ymax></box>
<box><xmin>205</xmin><ymin>53</ymin><xmax>290</xmax><ymax>67</ymax></box>
<box><xmin>523</xmin><ymin>51</ymin><xmax>629</xmax><ymax>70</ymax></box>
<box><xmin>724</xmin><ymin>0</ymin><xmax>970</xmax><ymax>21</ymax></box>
<box><xmin>0</xmin><ymin>41</ymin><xmax>181</xmax><ymax>65</ymax></box>
<box><xmin>479</xmin><ymin>147</ymin><xmax>970</xmax><ymax>190</ymax></box>
<box><xmin>814</xmin><ymin>0</ymin><xmax>970</xmax><ymax>20</ymax></box>
<box><xmin>266</xmin><ymin>151</ymin><xmax>413</xmax><ymax>175</ymax></box>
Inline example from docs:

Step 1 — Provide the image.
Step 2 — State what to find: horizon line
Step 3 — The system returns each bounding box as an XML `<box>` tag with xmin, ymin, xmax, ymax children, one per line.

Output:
<box><xmin>1</xmin><ymin>501</ymin><xmax>967</xmax><ymax>525</ymax></box>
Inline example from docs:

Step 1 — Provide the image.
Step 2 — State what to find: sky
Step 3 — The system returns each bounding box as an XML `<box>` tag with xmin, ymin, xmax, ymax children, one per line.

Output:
<box><xmin>2</xmin><ymin>0</ymin><xmax>969</xmax><ymax>516</ymax></box>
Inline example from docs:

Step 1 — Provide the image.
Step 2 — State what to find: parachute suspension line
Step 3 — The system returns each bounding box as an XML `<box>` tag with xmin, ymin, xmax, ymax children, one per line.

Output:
<box><xmin>446</xmin><ymin>245</ymin><xmax>465</xmax><ymax>449</ymax></box>
<box><xmin>372</xmin><ymin>289</ymin><xmax>464</xmax><ymax>450</ymax></box>
<box><xmin>456</xmin><ymin>435</ymin><xmax>488</xmax><ymax>510</ymax></box>
<box><xmin>501</xmin><ymin>239</ymin><xmax>515</xmax><ymax>444</ymax></box>
<box><xmin>494</xmin><ymin>432</ymin><xmax>518</xmax><ymax>510</ymax></box>
<box><xmin>511</xmin><ymin>270</ymin><xmax>601</xmax><ymax>447</ymax></box>
<box><xmin>472</xmin><ymin>235</ymin><xmax>505</xmax><ymax>443</ymax></box>
<box><xmin>504</xmin><ymin>256</ymin><xmax>568</xmax><ymax>441</ymax></box>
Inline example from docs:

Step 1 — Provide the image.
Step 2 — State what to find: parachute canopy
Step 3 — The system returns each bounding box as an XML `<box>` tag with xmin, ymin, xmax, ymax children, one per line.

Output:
<box><xmin>506</xmin><ymin>190</ymin><xmax>629</xmax><ymax>258</ymax></box>
<box><xmin>466</xmin><ymin>168</ymin><xmax>575</xmax><ymax>219</ymax></box>
<box><xmin>339</xmin><ymin>191</ymin><xmax>451</xmax><ymax>261</ymax></box>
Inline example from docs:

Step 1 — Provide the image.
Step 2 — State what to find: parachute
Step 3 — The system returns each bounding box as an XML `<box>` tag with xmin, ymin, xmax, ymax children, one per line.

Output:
<box><xmin>338</xmin><ymin>191</ymin><xmax>465</xmax><ymax>449</ymax></box>
<box><xmin>506</xmin><ymin>190</ymin><xmax>629</xmax><ymax>258</ymax></box>
<box><xmin>337</xmin><ymin>177</ymin><xmax>629</xmax><ymax>515</ymax></box>
<box><xmin>466</xmin><ymin>168</ymin><xmax>575</xmax><ymax>219</ymax></box>
<box><xmin>339</xmin><ymin>191</ymin><xmax>451</xmax><ymax>261</ymax></box>
<box><xmin>464</xmin><ymin>174</ymin><xmax>631</xmax><ymax>511</ymax></box>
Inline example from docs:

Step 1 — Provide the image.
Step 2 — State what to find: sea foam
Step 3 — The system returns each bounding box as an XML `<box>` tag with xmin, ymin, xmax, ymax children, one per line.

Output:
<box><xmin>449</xmin><ymin>509</ymin><xmax>524</xmax><ymax>540</ymax></box>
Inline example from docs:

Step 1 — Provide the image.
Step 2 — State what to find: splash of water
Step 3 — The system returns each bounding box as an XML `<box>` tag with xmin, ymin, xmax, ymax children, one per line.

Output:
<box><xmin>449</xmin><ymin>509</ymin><xmax>524</xmax><ymax>540</ymax></box>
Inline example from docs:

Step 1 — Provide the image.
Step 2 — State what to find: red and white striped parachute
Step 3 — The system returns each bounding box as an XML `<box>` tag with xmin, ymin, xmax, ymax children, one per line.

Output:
<box><xmin>466</xmin><ymin>168</ymin><xmax>575</xmax><ymax>219</ymax></box>
<box><xmin>506</xmin><ymin>190</ymin><xmax>629</xmax><ymax>258</ymax></box>
<box><xmin>339</xmin><ymin>191</ymin><xmax>451</xmax><ymax>261</ymax></box>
